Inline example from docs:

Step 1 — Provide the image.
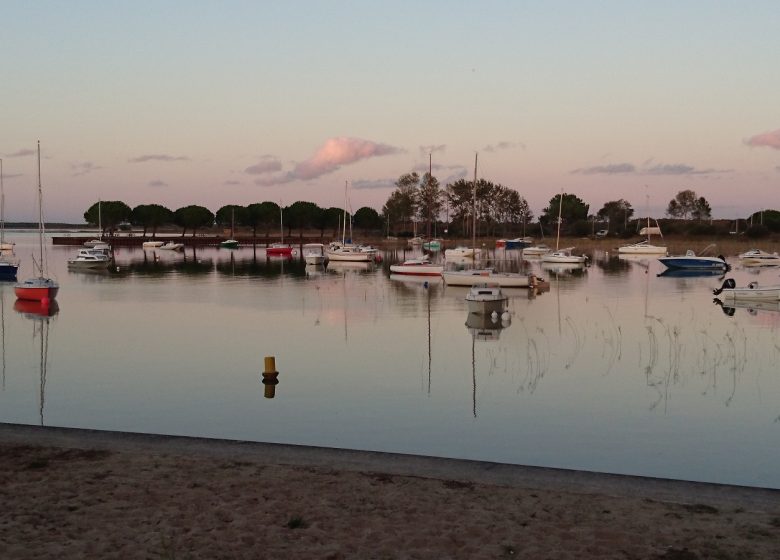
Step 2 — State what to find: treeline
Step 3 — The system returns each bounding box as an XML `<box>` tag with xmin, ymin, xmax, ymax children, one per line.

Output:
<box><xmin>84</xmin><ymin>201</ymin><xmax>384</xmax><ymax>238</ymax></box>
<box><xmin>83</xmin><ymin>185</ymin><xmax>780</xmax><ymax>239</ymax></box>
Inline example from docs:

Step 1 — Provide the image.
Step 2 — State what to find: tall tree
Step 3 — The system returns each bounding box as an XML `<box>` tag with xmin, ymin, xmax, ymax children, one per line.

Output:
<box><xmin>416</xmin><ymin>172</ymin><xmax>442</xmax><ymax>238</ymax></box>
<box><xmin>173</xmin><ymin>205</ymin><xmax>215</xmax><ymax>237</ymax></box>
<box><xmin>596</xmin><ymin>199</ymin><xmax>634</xmax><ymax>233</ymax></box>
<box><xmin>285</xmin><ymin>201</ymin><xmax>322</xmax><ymax>234</ymax></box>
<box><xmin>666</xmin><ymin>189</ymin><xmax>708</xmax><ymax>220</ymax></box>
<box><xmin>215</xmin><ymin>205</ymin><xmax>248</xmax><ymax>232</ymax></box>
<box><xmin>353</xmin><ymin>206</ymin><xmax>382</xmax><ymax>232</ymax></box>
<box><xmin>131</xmin><ymin>204</ymin><xmax>173</xmax><ymax>237</ymax></box>
<box><xmin>245</xmin><ymin>202</ymin><xmax>281</xmax><ymax>237</ymax></box>
<box><xmin>84</xmin><ymin>200</ymin><xmax>132</xmax><ymax>237</ymax></box>
<box><xmin>540</xmin><ymin>193</ymin><xmax>589</xmax><ymax>227</ymax></box>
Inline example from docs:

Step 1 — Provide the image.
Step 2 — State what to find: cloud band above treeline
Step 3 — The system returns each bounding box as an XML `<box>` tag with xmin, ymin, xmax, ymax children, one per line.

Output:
<box><xmin>249</xmin><ymin>137</ymin><xmax>403</xmax><ymax>186</ymax></box>
<box><xmin>745</xmin><ymin>129</ymin><xmax>780</xmax><ymax>150</ymax></box>
<box><xmin>571</xmin><ymin>162</ymin><xmax>731</xmax><ymax>176</ymax></box>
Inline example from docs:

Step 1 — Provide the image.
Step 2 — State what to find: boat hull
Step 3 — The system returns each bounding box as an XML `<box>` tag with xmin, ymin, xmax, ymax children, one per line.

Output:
<box><xmin>67</xmin><ymin>260</ymin><xmax>110</xmax><ymax>269</ymax></box>
<box><xmin>658</xmin><ymin>257</ymin><xmax>727</xmax><ymax>269</ymax></box>
<box><xmin>443</xmin><ymin>270</ymin><xmax>534</xmax><ymax>287</ymax></box>
<box><xmin>0</xmin><ymin>262</ymin><xmax>19</xmax><ymax>281</ymax></box>
<box><xmin>266</xmin><ymin>246</ymin><xmax>293</xmax><ymax>256</ymax></box>
<box><xmin>617</xmin><ymin>244</ymin><xmax>667</xmax><ymax>255</ymax></box>
<box><xmin>389</xmin><ymin>264</ymin><xmax>443</xmax><ymax>276</ymax></box>
<box><xmin>15</xmin><ymin>278</ymin><xmax>59</xmax><ymax>302</ymax></box>
<box><xmin>326</xmin><ymin>250</ymin><xmax>373</xmax><ymax>262</ymax></box>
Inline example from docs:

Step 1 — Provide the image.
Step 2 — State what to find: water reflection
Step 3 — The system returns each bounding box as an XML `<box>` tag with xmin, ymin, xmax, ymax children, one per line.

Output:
<box><xmin>713</xmin><ymin>298</ymin><xmax>780</xmax><ymax>317</ymax></box>
<box><xmin>466</xmin><ymin>307</ymin><xmax>512</xmax><ymax>418</ymax></box>
<box><xmin>657</xmin><ymin>268</ymin><xmax>726</xmax><ymax>279</ymax></box>
<box><xmin>14</xmin><ymin>299</ymin><xmax>58</xmax><ymax>426</ymax></box>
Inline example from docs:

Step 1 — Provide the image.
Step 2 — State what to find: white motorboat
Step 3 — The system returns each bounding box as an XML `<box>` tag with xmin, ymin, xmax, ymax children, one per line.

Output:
<box><xmin>442</xmin><ymin>268</ymin><xmax>539</xmax><ymax>287</ymax></box>
<box><xmin>159</xmin><ymin>241</ymin><xmax>184</xmax><ymax>251</ymax></box>
<box><xmin>302</xmin><ymin>243</ymin><xmax>327</xmax><ymax>265</ymax></box>
<box><xmin>521</xmin><ymin>244</ymin><xmax>551</xmax><ymax>256</ymax></box>
<box><xmin>444</xmin><ymin>246</ymin><xmax>482</xmax><ymax>259</ymax></box>
<box><xmin>713</xmin><ymin>278</ymin><xmax>780</xmax><ymax>300</ymax></box>
<box><xmin>389</xmin><ymin>257</ymin><xmax>443</xmax><ymax>276</ymax></box>
<box><xmin>142</xmin><ymin>240</ymin><xmax>164</xmax><ymax>249</ymax></box>
<box><xmin>67</xmin><ymin>248</ymin><xmax>110</xmax><ymax>269</ymax></box>
<box><xmin>541</xmin><ymin>247</ymin><xmax>587</xmax><ymax>264</ymax></box>
<box><xmin>465</xmin><ymin>283</ymin><xmax>508</xmax><ymax>315</ymax></box>
<box><xmin>739</xmin><ymin>249</ymin><xmax>780</xmax><ymax>267</ymax></box>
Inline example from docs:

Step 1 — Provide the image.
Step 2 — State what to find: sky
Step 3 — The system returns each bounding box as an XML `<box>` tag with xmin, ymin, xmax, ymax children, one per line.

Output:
<box><xmin>2</xmin><ymin>1</ymin><xmax>779</xmax><ymax>223</ymax></box>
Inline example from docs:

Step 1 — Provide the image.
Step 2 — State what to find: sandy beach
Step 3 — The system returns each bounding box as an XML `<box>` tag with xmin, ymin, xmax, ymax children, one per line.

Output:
<box><xmin>1</xmin><ymin>424</ymin><xmax>779</xmax><ymax>559</ymax></box>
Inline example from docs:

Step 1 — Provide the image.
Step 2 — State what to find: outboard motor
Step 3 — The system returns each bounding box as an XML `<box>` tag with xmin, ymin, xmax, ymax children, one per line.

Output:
<box><xmin>712</xmin><ymin>298</ymin><xmax>735</xmax><ymax>316</ymax></box>
<box><xmin>713</xmin><ymin>278</ymin><xmax>736</xmax><ymax>296</ymax></box>
<box><xmin>717</xmin><ymin>255</ymin><xmax>731</xmax><ymax>271</ymax></box>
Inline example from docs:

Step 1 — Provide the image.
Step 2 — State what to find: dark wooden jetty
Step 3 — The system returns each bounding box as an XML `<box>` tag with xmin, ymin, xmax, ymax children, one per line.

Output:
<box><xmin>51</xmin><ymin>234</ymin><xmax>333</xmax><ymax>248</ymax></box>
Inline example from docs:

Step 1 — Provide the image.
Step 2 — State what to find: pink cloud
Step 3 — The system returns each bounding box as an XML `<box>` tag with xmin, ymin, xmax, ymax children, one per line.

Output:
<box><xmin>255</xmin><ymin>137</ymin><xmax>403</xmax><ymax>186</ymax></box>
<box><xmin>745</xmin><ymin>129</ymin><xmax>780</xmax><ymax>150</ymax></box>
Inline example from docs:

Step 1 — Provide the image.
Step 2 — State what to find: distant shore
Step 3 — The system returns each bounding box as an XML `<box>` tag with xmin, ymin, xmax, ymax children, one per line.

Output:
<box><xmin>2</xmin><ymin>424</ymin><xmax>779</xmax><ymax>559</ymax></box>
<box><xmin>44</xmin><ymin>231</ymin><xmax>780</xmax><ymax>256</ymax></box>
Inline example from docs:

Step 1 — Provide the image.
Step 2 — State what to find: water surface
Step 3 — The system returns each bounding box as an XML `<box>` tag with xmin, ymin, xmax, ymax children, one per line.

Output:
<box><xmin>1</xmin><ymin>232</ymin><xmax>779</xmax><ymax>488</ymax></box>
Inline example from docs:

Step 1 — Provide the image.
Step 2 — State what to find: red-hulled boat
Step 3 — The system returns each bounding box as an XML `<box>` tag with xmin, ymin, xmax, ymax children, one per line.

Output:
<box><xmin>15</xmin><ymin>141</ymin><xmax>59</xmax><ymax>304</ymax></box>
<box><xmin>15</xmin><ymin>277</ymin><xmax>59</xmax><ymax>303</ymax></box>
<box><xmin>266</xmin><ymin>243</ymin><xmax>296</xmax><ymax>257</ymax></box>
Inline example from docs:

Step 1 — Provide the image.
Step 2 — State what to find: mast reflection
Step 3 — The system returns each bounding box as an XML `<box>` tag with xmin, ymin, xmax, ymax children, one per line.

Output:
<box><xmin>14</xmin><ymin>299</ymin><xmax>59</xmax><ymax>425</ymax></box>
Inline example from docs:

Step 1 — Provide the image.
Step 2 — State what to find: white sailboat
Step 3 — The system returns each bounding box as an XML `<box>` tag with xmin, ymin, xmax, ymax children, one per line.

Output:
<box><xmin>618</xmin><ymin>193</ymin><xmax>667</xmax><ymax>255</ymax></box>
<box><xmin>442</xmin><ymin>155</ymin><xmax>539</xmax><ymax>287</ymax></box>
<box><xmin>541</xmin><ymin>192</ymin><xmax>587</xmax><ymax>265</ymax></box>
<box><xmin>327</xmin><ymin>181</ymin><xmax>377</xmax><ymax>262</ymax></box>
<box><xmin>0</xmin><ymin>158</ymin><xmax>20</xmax><ymax>280</ymax></box>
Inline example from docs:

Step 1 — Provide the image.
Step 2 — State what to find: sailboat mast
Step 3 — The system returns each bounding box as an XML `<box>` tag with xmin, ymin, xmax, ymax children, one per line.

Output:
<box><xmin>555</xmin><ymin>191</ymin><xmax>563</xmax><ymax>251</ymax></box>
<box><xmin>0</xmin><ymin>158</ymin><xmax>4</xmax><ymax>247</ymax></box>
<box><xmin>427</xmin><ymin>152</ymin><xmax>432</xmax><ymax>239</ymax></box>
<box><xmin>279</xmin><ymin>203</ymin><xmax>284</xmax><ymax>244</ymax></box>
<box><xmin>37</xmin><ymin>141</ymin><xmax>44</xmax><ymax>276</ymax></box>
<box><xmin>98</xmin><ymin>198</ymin><xmax>102</xmax><ymax>240</ymax></box>
<box><xmin>472</xmin><ymin>153</ymin><xmax>477</xmax><ymax>252</ymax></box>
<box><xmin>342</xmin><ymin>181</ymin><xmax>348</xmax><ymax>245</ymax></box>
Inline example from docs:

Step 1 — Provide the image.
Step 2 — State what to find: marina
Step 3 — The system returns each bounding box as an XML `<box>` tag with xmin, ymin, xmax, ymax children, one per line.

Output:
<box><xmin>1</xmin><ymin>231</ymin><xmax>780</xmax><ymax>489</ymax></box>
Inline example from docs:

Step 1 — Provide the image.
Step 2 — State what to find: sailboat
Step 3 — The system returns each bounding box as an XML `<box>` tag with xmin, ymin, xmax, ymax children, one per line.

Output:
<box><xmin>541</xmin><ymin>192</ymin><xmax>587</xmax><ymax>265</ymax></box>
<box><xmin>0</xmin><ymin>158</ymin><xmax>20</xmax><ymax>280</ymax></box>
<box><xmin>220</xmin><ymin>207</ymin><xmax>239</xmax><ymax>249</ymax></box>
<box><xmin>266</xmin><ymin>203</ymin><xmax>295</xmax><ymax>256</ymax></box>
<box><xmin>327</xmin><ymin>181</ymin><xmax>377</xmax><ymax>262</ymax></box>
<box><xmin>14</xmin><ymin>142</ymin><xmax>59</xmax><ymax>303</ymax></box>
<box><xmin>442</xmin><ymin>156</ymin><xmax>539</xmax><ymax>287</ymax></box>
<box><xmin>83</xmin><ymin>199</ymin><xmax>110</xmax><ymax>250</ymax></box>
<box><xmin>618</xmin><ymin>193</ymin><xmax>667</xmax><ymax>255</ymax></box>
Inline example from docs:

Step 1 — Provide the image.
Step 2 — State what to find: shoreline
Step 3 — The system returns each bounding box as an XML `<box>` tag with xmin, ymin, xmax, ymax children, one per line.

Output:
<box><xmin>3</xmin><ymin>424</ymin><xmax>779</xmax><ymax>558</ymax></box>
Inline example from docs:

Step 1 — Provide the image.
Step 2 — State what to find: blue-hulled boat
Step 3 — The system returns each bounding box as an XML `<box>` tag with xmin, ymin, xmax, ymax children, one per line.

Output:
<box><xmin>658</xmin><ymin>248</ymin><xmax>729</xmax><ymax>270</ymax></box>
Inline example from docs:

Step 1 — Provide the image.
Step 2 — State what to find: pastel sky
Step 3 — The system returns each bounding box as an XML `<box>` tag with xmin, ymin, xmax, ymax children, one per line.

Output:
<box><xmin>2</xmin><ymin>1</ymin><xmax>779</xmax><ymax>222</ymax></box>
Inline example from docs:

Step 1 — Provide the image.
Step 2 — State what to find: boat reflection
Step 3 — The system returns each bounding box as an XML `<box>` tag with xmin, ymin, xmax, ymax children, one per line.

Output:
<box><xmin>215</xmin><ymin>251</ymin><xmax>306</xmax><ymax>279</ymax></box>
<box><xmin>658</xmin><ymin>268</ymin><xmax>726</xmax><ymax>279</ymax></box>
<box><xmin>14</xmin><ymin>298</ymin><xmax>60</xmax><ymax>318</ymax></box>
<box><xmin>465</xmin><ymin>312</ymin><xmax>508</xmax><ymax>341</ymax></box>
<box><xmin>466</xmin><ymin>310</ymin><xmax>510</xmax><ymax>417</ymax></box>
<box><xmin>713</xmin><ymin>298</ymin><xmax>780</xmax><ymax>317</ymax></box>
<box><xmin>326</xmin><ymin>260</ymin><xmax>376</xmax><ymax>274</ymax></box>
<box><xmin>14</xmin><ymin>297</ymin><xmax>58</xmax><ymax>426</ymax></box>
<box><xmin>540</xmin><ymin>261</ymin><xmax>588</xmax><ymax>278</ymax></box>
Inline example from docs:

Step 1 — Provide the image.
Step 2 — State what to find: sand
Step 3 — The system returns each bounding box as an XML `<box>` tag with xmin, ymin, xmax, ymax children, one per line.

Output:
<box><xmin>1</xmin><ymin>425</ymin><xmax>779</xmax><ymax>559</ymax></box>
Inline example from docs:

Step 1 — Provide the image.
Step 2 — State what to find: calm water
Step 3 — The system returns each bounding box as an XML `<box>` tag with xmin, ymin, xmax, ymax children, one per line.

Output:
<box><xmin>1</xmin><ymin>232</ymin><xmax>779</xmax><ymax>488</ymax></box>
